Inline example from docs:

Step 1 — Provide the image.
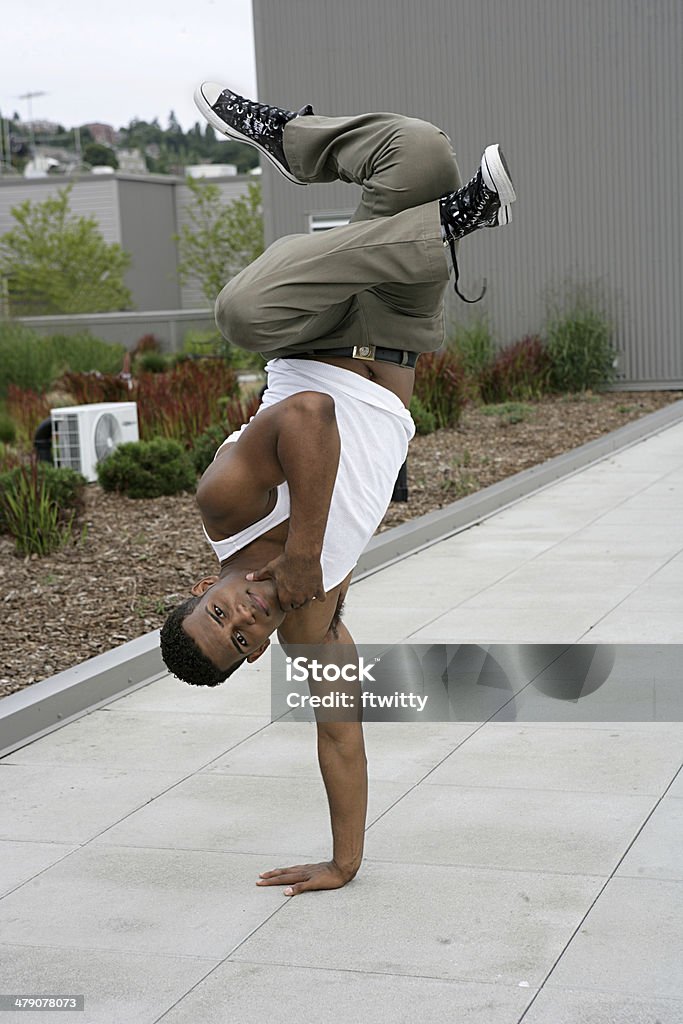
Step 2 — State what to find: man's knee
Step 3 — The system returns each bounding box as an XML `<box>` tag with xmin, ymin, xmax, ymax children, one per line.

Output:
<box><xmin>398</xmin><ymin>120</ymin><xmax>461</xmax><ymax>202</ymax></box>
<box><xmin>214</xmin><ymin>279</ymin><xmax>263</xmax><ymax>352</ymax></box>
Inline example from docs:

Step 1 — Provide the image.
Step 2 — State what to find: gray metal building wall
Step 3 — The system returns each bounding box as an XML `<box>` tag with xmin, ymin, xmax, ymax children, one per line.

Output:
<box><xmin>0</xmin><ymin>176</ymin><xmax>121</xmax><ymax>244</ymax></box>
<box><xmin>174</xmin><ymin>175</ymin><xmax>257</xmax><ymax>308</ymax></box>
<box><xmin>0</xmin><ymin>173</ymin><xmax>255</xmax><ymax>314</ymax></box>
<box><xmin>253</xmin><ymin>0</ymin><xmax>683</xmax><ymax>387</ymax></box>
<box><xmin>117</xmin><ymin>177</ymin><xmax>180</xmax><ymax>311</ymax></box>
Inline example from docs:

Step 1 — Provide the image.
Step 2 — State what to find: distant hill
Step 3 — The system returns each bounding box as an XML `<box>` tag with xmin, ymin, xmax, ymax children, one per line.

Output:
<box><xmin>0</xmin><ymin>110</ymin><xmax>259</xmax><ymax>176</ymax></box>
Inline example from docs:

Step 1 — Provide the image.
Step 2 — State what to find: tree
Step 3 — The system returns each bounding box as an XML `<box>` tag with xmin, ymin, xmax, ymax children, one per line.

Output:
<box><xmin>83</xmin><ymin>142</ymin><xmax>119</xmax><ymax>169</ymax></box>
<box><xmin>175</xmin><ymin>179</ymin><xmax>264</xmax><ymax>305</ymax></box>
<box><xmin>0</xmin><ymin>185</ymin><xmax>133</xmax><ymax>315</ymax></box>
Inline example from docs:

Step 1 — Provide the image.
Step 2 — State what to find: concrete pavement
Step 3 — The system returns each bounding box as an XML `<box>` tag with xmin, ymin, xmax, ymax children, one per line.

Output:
<box><xmin>1</xmin><ymin>420</ymin><xmax>682</xmax><ymax>1023</ymax></box>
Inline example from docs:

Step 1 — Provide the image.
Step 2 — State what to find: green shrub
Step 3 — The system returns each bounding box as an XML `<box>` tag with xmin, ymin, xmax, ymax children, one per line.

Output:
<box><xmin>0</xmin><ymin>461</ymin><xmax>86</xmax><ymax>533</ymax></box>
<box><xmin>97</xmin><ymin>438</ymin><xmax>196</xmax><ymax>498</ymax></box>
<box><xmin>409</xmin><ymin>395</ymin><xmax>437</xmax><ymax>435</ymax></box>
<box><xmin>414</xmin><ymin>350</ymin><xmax>467</xmax><ymax>428</ymax></box>
<box><xmin>478</xmin><ymin>336</ymin><xmax>553</xmax><ymax>403</ymax></box>
<box><xmin>182</xmin><ymin>328</ymin><xmax>222</xmax><ymax>357</ymax></box>
<box><xmin>134</xmin><ymin>350</ymin><xmax>169</xmax><ymax>374</ymax></box>
<box><xmin>49</xmin><ymin>332</ymin><xmax>126</xmax><ymax>375</ymax></box>
<box><xmin>0</xmin><ymin>323</ymin><xmax>126</xmax><ymax>396</ymax></box>
<box><xmin>0</xmin><ymin>323</ymin><xmax>56</xmax><ymax>395</ymax></box>
<box><xmin>545</xmin><ymin>284</ymin><xmax>616</xmax><ymax>392</ymax></box>
<box><xmin>449</xmin><ymin>315</ymin><xmax>495</xmax><ymax>379</ymax></box>
<box><xmin>0</xmin><ymin>411</ymin><xmax>16</xmax><ymax>444</ymax></box>
<box><xmin>0</xmin><ymin>460</ymin><xmax>86</xmax><ymax>555</ymax></box>
<box><xmin>216</xmin><ymin>340</ymin><xmax>267</xmax><ymax>372</ymax></box>
<box><xmin>191</xmin><ymin>424</ymin><xmax>230</xmax><ymax>476</ymax></box>
<box><xmin>191</xmin><ymin>394</ymin><xmax>263</xmax><ymax>475</ymax></box>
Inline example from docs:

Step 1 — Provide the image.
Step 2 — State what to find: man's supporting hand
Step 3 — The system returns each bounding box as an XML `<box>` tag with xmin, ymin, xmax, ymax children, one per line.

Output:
<box><xmin>256</xmin><ymin>859</ymin><xmax>354</xmax><ymax>896</ymax></box>
<box><xmin>246</xmin><ymin>552</ymin><xmax>326</xmax><ymax>611</ymax></box>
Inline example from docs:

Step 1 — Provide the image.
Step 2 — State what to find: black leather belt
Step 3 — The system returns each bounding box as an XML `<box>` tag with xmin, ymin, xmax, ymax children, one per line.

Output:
<box><xmin>299</xmin><ymin>344</ymin><xmax>418</xmax><ymax>368</ymax></box>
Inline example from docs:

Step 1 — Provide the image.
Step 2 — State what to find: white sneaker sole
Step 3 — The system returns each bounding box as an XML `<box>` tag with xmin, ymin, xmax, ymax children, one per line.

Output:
<box><xmin>481</xmin><ymin>144</ymin><xmax>516</xmax><ymax>207</ymax></box>
<box><xmin>193</xmin><ymin>82</ymin><xmax>305</xmax><ymax>186</ymax></box>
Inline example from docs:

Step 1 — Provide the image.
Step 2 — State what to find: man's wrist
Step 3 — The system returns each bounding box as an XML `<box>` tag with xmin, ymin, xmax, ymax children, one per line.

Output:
<box><xmin>284</xmin><ymin>539</ymin><xmax>323</xmax><ymax>560</ymax></box>
<box><xmin>332</xmin><ymin>856</ymin><xmax>363</xmax><ymax>882</ymax></box>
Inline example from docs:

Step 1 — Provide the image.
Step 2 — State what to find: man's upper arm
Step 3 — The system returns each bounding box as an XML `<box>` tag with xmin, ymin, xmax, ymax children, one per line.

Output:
<box><xmin>197</xmin><ymin>392</ymin><xmax>335</xmax><ymax>522</ymax></box>
<box><xmin>196</xmin><ymin>401</ymin><xmax>285</xmax><ymax>519</ymax></box>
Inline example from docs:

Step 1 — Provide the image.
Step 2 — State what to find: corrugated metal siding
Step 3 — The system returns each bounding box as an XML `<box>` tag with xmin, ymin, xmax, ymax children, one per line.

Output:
<box><xmin>253</xmin><ymin>0</ymin><xmax>683</xmax><ymax>387</ymax></box>
<box><xmin>117</xmin><ymin>178</ymin><xmax>181</xmax><ymax>311</ymax></box>
<box><xmin>0</xmin><ymin>176</ymin><xmax>121</xmax><ymax>243</ymax></box>
<box><xmin>174</xmin><ymin>175</ymin><xmax>257</xmax><ymax>309</ymax></box>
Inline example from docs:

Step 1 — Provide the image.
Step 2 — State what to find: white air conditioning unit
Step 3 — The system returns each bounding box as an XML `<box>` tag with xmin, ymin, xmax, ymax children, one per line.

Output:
<box><xmin>51</xmin><ymin>402</ymin><xmax>139</xmax><ymax>482</ymax></box>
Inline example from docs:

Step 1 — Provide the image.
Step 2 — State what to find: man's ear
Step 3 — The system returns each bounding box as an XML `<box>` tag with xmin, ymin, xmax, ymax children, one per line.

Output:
<box><xmin>246</xmin><ymin>637</ymin><xmax>270</xmax><ymax>663</ymax></box>
<box><xmin>190</xmin><ymin>576</ymin><xmax>219</xmax><ymax>597</ymax></box>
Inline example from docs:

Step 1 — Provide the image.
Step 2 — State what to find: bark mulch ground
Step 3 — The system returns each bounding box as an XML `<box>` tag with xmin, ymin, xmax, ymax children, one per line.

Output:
<box><xmin>1</xmin><ymin>390</ymin><xmax>680</xmax><ymax>697</ymax></box>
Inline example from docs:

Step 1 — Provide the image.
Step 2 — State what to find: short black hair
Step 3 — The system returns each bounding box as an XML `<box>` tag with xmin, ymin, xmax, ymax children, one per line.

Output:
<box><xmin>160</xmin><ymin>595</ymin><xmax>246</xmax><ymax>686</ymax></box>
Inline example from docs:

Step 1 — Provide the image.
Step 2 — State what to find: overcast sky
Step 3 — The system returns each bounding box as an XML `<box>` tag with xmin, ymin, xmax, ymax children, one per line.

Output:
<box><xmin>1</xmin><ymin>0</ymin><xmax>257</xmax><ymax>132</ymax></box>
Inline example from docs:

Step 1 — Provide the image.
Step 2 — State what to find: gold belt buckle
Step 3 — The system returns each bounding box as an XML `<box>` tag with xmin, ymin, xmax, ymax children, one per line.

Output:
<box><xmin>352</xmin><ymin>344</ymin><xmax>376</xmax><ymax>361</ymax></box>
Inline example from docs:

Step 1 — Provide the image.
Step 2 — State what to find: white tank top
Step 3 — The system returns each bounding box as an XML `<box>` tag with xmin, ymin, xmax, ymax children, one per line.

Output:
<box><xmin>201</xmin><ymin>358</ymin><xmax>414</xmax><ymax>591</ymax></box>
<box><xmin>201</xmin><ymin>483</ymin><xmax>290</xmax><ymax>558</ymax></box>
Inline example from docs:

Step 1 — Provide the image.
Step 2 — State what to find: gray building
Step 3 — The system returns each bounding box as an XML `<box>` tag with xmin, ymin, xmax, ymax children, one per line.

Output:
<box><xmin>253</xmin><ymin>0</ymin><xmax>683</xmax><ymax>388</ymax></box>
<box><xmin>0</xmin><ymin>171</ymin><xmax>254</xmax><ymax>312</ymax></box>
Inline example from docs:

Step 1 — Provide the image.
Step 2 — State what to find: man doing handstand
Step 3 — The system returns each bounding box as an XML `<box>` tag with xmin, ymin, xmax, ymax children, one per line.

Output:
<box><xmin>160</xmin><ymin>83</ymin><xmax>516</xmax><ymax>895</ymax></box>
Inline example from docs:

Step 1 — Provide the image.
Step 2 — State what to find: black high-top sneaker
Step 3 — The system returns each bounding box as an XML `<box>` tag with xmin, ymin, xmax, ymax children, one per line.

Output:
<box><xmin>194</xmin><ymin>83</ymin><xmax>314</xmax><ymax>185</ymax></box>
<box><xmin>439</xmin><ymin>144</ymin><xmax>516</xmax><ymax>302</ymax></box>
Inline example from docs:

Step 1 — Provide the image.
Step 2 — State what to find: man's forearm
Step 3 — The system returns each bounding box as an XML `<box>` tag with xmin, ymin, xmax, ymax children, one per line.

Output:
<box><xmin>317</xmin><ymin>721</ymin><xmax>367</xmax><ymax>878</ymax></box>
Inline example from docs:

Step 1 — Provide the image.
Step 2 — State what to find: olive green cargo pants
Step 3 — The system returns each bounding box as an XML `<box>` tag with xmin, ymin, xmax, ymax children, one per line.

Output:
<box><xmin>214</xmin><ymin>113</ymin><xmax>462</xmax><ymax>359</ymax></box>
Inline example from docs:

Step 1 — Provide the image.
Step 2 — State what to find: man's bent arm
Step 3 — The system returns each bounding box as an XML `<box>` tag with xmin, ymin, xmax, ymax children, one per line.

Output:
<box><xmin>198</xmin><ymin>391</ymin><xmax>340</xmax><ymax>557</ymax></box>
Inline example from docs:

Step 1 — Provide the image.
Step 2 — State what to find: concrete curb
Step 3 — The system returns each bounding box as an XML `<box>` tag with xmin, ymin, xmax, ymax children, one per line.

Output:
<box><xmin>2</xmin><ymin>397</ymin><xmax>683</xmax><ymax>757</ymax></box>
<box><xmin>0</xmin><ymin>631</ymin><xmax>165</xmax><ymax>758</ymax></box>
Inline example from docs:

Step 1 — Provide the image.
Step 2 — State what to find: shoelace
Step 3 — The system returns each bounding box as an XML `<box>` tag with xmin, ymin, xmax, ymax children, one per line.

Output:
<box><xmin>443</xmin><ymin>170</ymin><xmax>489</xmax><ymax>302</ymax></box>
<box><xmin>228</xmin><ymin>94</ymin><xmax>290</xmax><ymax>131</ymax></box>
<box><xmin>446</xmin><ymin>234</ymin><xmax>487</xmax><ymax>304</ymax></box>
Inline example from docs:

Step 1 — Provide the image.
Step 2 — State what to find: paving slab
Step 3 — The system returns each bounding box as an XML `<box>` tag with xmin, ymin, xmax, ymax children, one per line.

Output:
<box><xmin>202</xmin><ymin>720</ymin><xmax>478</xmax><ymax>785</ymax></box>
<box><xmin>544</xmin><ymin>877</ymin><xmax>683</xmax><ymax>1000</ymax></box>
<box><xmin>3</xmin><ymin>709</ymin><xmax>270</xmax><ymax>773</ymax></box>
<box><xmin>0</xmin><ymin>846</ymin><xmax>287</xmax><ymax>959</ymax></box>
<box><xmin>106</xmin><ymin>662</ymin><xmax>272</xmax><ymax>717</ymax></box>
<box><xmin>615</xmin><ymin>795</ymin><xmax>683</xmax><ymax>881</ymax></box>
<box><xmin>230</xmin><ymin>860</ymin><xmax>603</xmax><ymax>987</ymax></box>
<box><xmin>155</xmin><ymin>961</ymin><xmax>533</xmax><ymax>1024</ymax></box>
<box><xmin>365</xmin><ymin>785</ymin><xmax>655</xmax><ymax>875</ymax></box>
<box><xmin>0</xmin><ymin>841</ymin><xmax>79</xmax><ymax>897</ymax></box>
<box><xmin>423</xmin><ymin>724</ymin><xmax>683</xmax><ymax>793</ymax></box>
<box><xmin>0</xmin><ymin>764</ymin><xmax>186</xmax><ymax>843</ymax></box>
<box><xmin>520</xmin><ymin>988</ymin><xmax>683</xmax><ymax>1024</ymax></box>
<box><xmin>0</xmin><ymin>944</ymin><xmax>219</xmax><ymax>1024</ymax></box>
<box><xmin>89</xmin><ymin>772</ymin><xmax>407</xmax><ymax>859</ymax></box>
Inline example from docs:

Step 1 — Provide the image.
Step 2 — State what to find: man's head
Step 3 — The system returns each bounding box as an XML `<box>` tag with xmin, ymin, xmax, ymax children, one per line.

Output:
<box><xmin>160</xmin><ymin>573</ymin><xmax>286</xmax><ymax>686</ymax></box>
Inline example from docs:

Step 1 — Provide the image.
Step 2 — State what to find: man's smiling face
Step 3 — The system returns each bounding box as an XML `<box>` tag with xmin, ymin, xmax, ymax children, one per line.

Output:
<box><xmin>182</xmin><ymin>574</ymin><xmax>286</xmax><ymax>671</ymax></box>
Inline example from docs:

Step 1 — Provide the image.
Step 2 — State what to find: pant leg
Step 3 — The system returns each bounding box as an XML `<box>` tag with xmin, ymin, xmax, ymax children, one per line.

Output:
<box><xmin>215</xmin><ymin>113</ymin><xmax>459</xmax><ymax>355</ymax></box>
<box><xmin>284</xmin><ymin>112</ymin><xmax>461</xmax><ymax>221</ymax></box>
